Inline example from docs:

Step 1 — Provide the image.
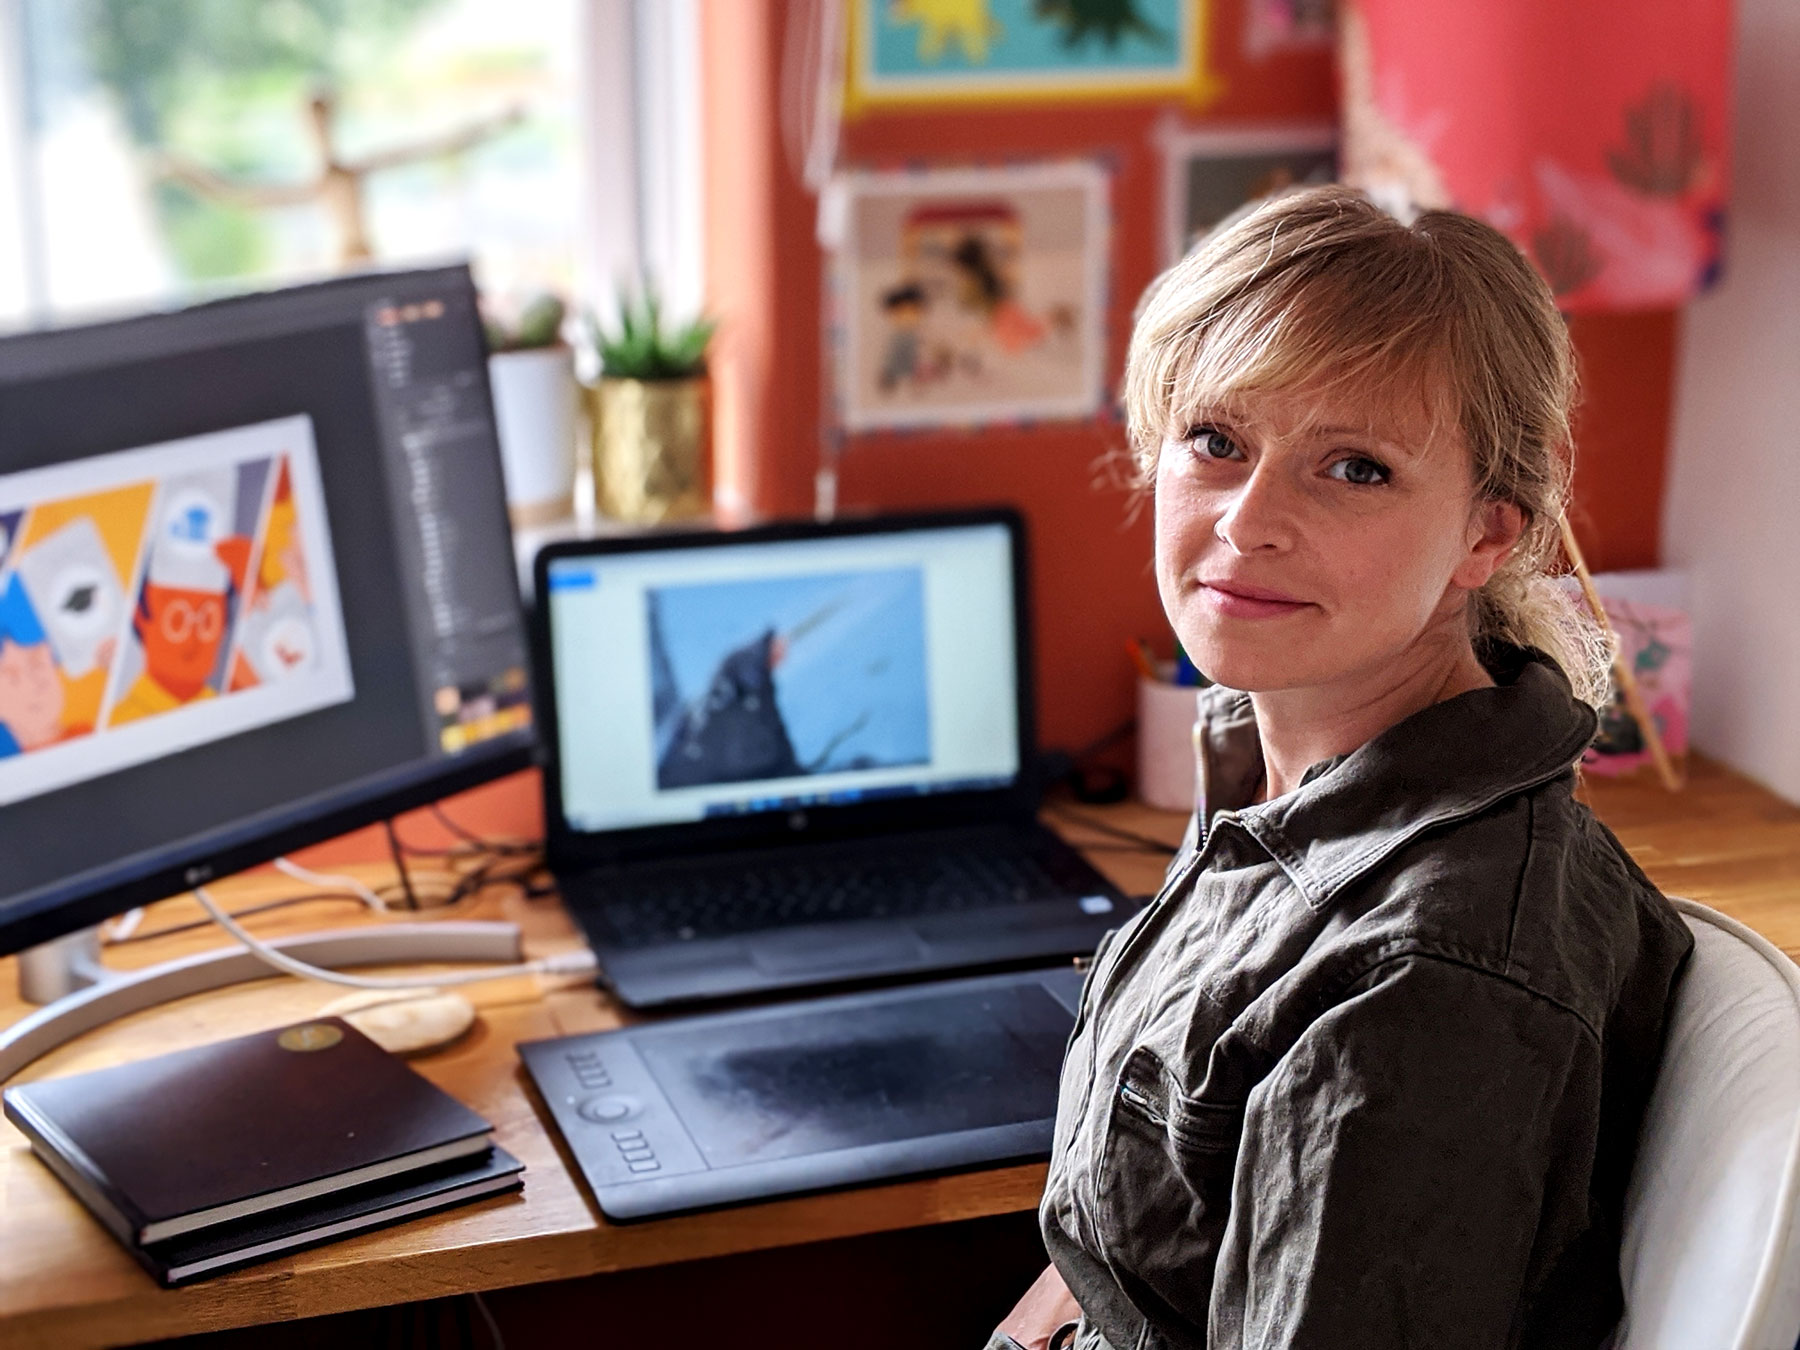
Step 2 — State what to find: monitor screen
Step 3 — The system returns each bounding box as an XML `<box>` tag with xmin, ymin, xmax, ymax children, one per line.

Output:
<box><xmin>0</xmin><ymin>265</ymin><xmax>533</xmax><ymax>956</ymax></box>
<box><xmin>543</xmin><ymin>522</ymin><xmax>1021</xmax><ymax>835</ymax></box>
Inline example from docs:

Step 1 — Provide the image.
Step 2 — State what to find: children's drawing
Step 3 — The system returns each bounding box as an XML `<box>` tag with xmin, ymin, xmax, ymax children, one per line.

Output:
<box><xmin>1583</xmin><ymin>594</ymin><xmax>1692</xmax><ymax>780</ymax></box>
<box><xmin>834</xmin><ymin>161</ymin><xmax>1108</xmax><ymax>431</ymax></box>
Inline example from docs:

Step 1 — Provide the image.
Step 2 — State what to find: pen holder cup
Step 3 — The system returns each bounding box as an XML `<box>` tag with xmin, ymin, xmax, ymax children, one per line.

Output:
<box><xmin>1137</xmin><ymin>678</ymin><xmax>1202</xmax><ymax>814</ymax></box>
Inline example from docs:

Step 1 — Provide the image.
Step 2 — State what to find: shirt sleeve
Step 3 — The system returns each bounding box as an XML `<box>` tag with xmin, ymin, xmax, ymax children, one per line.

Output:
<box><xmin>1207</xmin><ymin>954</ymin><xmax>1604</xmax><ymax>1350</ymax></box>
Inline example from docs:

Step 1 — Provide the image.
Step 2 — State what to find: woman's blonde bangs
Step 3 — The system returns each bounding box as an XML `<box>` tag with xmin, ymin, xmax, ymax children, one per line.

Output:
<box><xmin>1126</xmin><ymin>197</ymin><xmax>1469</xmax><ymax>469</ymax></box>
<box><xmin>1129</xmin><ymin>270</ymin><xmax>1460</xmax><ymax>466</ymax></box>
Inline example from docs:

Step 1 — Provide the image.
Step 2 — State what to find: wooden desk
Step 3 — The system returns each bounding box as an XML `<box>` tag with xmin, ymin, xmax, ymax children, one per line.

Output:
<box><xmin>4</xmin><ymin>759</ymin><xmax>1799</xmax><ymax>1349</ymax></box>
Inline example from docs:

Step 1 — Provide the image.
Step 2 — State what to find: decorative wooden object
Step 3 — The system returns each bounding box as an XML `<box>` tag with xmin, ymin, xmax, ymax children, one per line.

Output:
<box><xmin>1560</xmin><ymin>513</ymin><xmax>1683</xmax><ymax>792</ymax></box>
<box><xmin>157</xmin><ymin>91</ymin><xmax>524</xmax><ymax>267</ymax></box>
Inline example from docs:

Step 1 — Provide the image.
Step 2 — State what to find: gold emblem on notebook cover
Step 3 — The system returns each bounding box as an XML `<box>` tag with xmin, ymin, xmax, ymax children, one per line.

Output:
<box><xmin>278</xmin><ymin>1023</ymin><xmax>343</xmax><ymax>1052</ymax></box>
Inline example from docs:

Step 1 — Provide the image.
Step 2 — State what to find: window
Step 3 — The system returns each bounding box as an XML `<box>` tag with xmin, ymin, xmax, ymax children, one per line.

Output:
<box><xmin>0</xmin><ymin>0</ymin><xmax>700</xmax><ymax>331</ymax></box>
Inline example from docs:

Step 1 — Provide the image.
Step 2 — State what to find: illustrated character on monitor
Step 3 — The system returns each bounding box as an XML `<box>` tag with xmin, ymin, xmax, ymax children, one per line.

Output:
<box><xmin>111</xmin><ymin>480</ymin><xmax>251</xmax><ymax>726</ymax></box>
<box><xmin>13</xmin><ymin>515</ymin><xmax>128</xmax><ymax>738</ymax></box>
<box><xmin>0</xmin><ymin>572</ymin><xmax>64</xmax><ymax>756</ymax></box>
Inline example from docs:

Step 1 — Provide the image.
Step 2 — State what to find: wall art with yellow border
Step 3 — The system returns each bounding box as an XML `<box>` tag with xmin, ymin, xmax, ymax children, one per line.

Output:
<box><xmin>845</xmin><ymin>0</ymin><xmax>1225</xmax><ymax>114</ymax></box>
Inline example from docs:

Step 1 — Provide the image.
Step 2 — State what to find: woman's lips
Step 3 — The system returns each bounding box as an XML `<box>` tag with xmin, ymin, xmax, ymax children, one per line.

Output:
<box><xmin>1197</xmin><ymin>579</ymin><xmax>1313</xmax><ymax>619</ymax></box>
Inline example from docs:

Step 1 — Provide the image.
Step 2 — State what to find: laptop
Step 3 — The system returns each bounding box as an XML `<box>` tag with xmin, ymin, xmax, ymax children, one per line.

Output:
<box><xmin>530</xmin><ymin>508</ymin><xmax>1133</xmax><ymax>1008</ymax></box>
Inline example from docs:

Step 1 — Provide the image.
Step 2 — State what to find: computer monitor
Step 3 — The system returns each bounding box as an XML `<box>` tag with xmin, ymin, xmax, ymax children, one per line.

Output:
<box><xmin>0</xmin><ymin>265</ymin><xmax>534</xmax><ymax>959</ymax></box>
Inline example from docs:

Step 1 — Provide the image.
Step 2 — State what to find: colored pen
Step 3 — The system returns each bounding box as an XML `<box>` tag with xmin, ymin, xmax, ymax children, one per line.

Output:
<box><xmin>1173</xmin><ymin>641</ymin><xmax>1202</xmax><ymax>687</ymax></box>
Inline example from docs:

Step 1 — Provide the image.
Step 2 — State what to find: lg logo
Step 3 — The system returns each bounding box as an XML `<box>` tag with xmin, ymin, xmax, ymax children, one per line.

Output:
<box><xmin>787</xmin><ymin>811</ymin><xmax>808</xmax><ymax>832</ymax></box>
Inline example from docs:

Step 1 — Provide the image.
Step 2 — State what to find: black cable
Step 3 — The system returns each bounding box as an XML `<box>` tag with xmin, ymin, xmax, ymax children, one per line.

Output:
<box><xmin>429</xmin><ymin>802</ymin><xmax>539</xmax><ymax>857</ymax></box>
<box><xmin>1042</xmin><ymin>716</ymin><xmax>1138</xmax><ymax>805</ymax></box>
<box><xmin>1045</xmin><ymin>804</ymin><xmax>1183</xmax><ymax>855</ymax></box>
<box><xmin>384</xmin><ymin>818</ymin><xmax>423</xmax><ymax>911</ymax></box>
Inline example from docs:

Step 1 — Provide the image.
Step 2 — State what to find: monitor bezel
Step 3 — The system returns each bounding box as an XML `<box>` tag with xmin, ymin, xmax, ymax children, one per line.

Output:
<box><xmin>0</xmin><ymin>263</ymin><xmax>536</xmax><ymax>959</ymax></box>
<box><xmin>531</xmin><ymin>507</ymin><xmax>1040</xmax><ymax>870</ymax></box>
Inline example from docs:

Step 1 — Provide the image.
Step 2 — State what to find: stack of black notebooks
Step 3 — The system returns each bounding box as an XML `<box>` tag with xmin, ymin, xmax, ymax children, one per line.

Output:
<box><xmin>1</xmin><ymin>1017</ymin><xmax>523</xmax><ymax>1285</ymax></box>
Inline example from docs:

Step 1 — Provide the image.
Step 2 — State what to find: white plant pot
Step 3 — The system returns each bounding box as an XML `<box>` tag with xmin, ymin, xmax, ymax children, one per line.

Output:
<box><xmin>488</xmin><ymin>346</ymin><xmax>579</xmax><ymax>526</ymax></box>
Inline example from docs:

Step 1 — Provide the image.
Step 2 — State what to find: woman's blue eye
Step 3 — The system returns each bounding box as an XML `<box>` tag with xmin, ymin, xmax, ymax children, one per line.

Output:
<box><xmin>1329</xmin><ymin>456</ymin><xmax>1390</xmax><ymax>486</ymax></box>
<box><xmin>1188</xmin><ymin>427</ymin><xmax>1241</xmax><ymax>461</ymax></box>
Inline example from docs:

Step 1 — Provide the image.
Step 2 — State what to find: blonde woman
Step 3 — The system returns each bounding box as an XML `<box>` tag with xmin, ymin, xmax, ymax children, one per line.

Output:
<box><xmin>990</xmin><ymin>187</ymin><xmax>1692</xmax><ymax>1350</ymax></box>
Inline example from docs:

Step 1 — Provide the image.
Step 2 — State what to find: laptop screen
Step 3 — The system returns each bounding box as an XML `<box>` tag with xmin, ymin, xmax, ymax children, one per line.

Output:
<box><xmin>544</xmin><ymin>521</ymin><xmax>1021</xmax><ymax>835</ymax></box>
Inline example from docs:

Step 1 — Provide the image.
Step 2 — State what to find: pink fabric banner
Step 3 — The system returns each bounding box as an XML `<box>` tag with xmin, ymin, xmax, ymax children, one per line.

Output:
<box><xmin>1339</xmin><ymin>0</ymin><xmax>1735</xmax><ymax>311</ymax></box>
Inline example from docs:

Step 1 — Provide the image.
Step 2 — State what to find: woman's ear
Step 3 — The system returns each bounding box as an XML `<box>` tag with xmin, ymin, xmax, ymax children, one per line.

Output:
<box><xmin>1454</xmin><ymin>499</ymin><xmax>1526</xmax><ymax>591</ymax></box>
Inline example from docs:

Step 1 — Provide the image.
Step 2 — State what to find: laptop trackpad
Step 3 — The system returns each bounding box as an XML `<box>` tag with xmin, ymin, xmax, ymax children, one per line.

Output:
<box><xmin>748</xmin><ymin>926</ymin><xmax>928</xmax><ymax>975</ymax></box>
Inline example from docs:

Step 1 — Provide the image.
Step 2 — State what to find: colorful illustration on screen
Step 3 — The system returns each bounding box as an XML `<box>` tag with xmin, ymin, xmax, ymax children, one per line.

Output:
<box><xmin>109</xmin><ymin>461</ymin><xmax>266</xmax><ymax>725</ymax></box>
<box><xmin>433</xmin><ymin>664</ymin><xmax>532</xmax><ymax>755</ymax></box>
<box><xmin>648</xmin><ymin>568</ymin><xmax>930</xmax><ymax>793</ymax></box>
<box><xmin>0</xmin><ymin>416</ymin><xmax>354</xmax><ymax>809</ymax></box>
<box><xmin>0</xmin><ymin>483</ymin><xmax>153</xmax><ymax>755</ymax></box>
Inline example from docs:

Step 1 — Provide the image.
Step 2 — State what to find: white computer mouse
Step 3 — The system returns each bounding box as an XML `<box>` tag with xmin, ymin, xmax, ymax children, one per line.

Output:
<box><xmin>316</xmin><ymin>988</ymin><xmax>477</xmax><ymax>1055</ymax></box>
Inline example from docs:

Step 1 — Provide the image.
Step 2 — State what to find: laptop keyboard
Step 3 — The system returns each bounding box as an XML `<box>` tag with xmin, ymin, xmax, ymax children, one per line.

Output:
<box><xmin>588</xmin><ymin>837</ymin><xmax>1107</xmax><ymax>948</ymax></box>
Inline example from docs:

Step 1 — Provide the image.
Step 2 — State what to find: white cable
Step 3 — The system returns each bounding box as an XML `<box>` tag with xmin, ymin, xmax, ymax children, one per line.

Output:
<box><xmin>105</xmin><ymin>906</ymin><xmax>145</xmax><ymax>942</ymax></box>
<box><xmin>273</xmin><ymin>855</ymin><xmax>392</xmax><ymax>914</ymax></box>
<box><xmin>190</xmin><ymin>885</ymin><xmax>597</xmax><ymax>990</ymax></box>
<box><xmin>472</xmin><ymin>1291</ymin><xmax>507</xmax><ymax>1350</ymax></box>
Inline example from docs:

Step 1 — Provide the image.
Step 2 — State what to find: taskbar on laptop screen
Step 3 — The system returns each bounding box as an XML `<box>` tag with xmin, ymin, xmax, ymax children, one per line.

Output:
<box><xmin>696</xmin><ymin>776</ymin><xmax>1015</xmax><ymax>821</ymax></box>
<box><xmin>0</xmin><ymin>266</ymin><xmax>532</xmax><ymax>955</ymax></box>
<box><xmin>546</xmin><ymin>523</ymin><xmax>1023</xmax><ymax>838</ymax></box>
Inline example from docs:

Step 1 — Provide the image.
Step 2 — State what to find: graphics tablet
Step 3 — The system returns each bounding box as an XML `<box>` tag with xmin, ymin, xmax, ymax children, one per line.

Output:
<box><xmin>519</xmin><ymin>964</ymin><xmax>1085</xmax><ymax>1221</ymax></box>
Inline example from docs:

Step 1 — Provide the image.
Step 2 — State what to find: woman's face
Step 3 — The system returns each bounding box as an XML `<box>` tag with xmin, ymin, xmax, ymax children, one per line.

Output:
<box><xmin>1154</xmin><ymin>382</ymin><xmax>1522</xmax><ymax>696</ymax></box>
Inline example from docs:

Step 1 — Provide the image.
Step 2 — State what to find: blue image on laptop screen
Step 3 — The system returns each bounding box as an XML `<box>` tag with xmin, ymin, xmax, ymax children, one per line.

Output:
<box><xmin>650</xmin><ymin>568</ymin><xmax>930</xmax><ymax>790</ymax></box>
<box><xmin>547</xmin><ymin>523</ymin><xmax>1021</xmax><ymax>834</ymax></box>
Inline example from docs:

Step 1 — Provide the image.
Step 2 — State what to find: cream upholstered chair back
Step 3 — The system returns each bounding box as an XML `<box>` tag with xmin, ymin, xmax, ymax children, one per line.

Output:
<box><xmin>1615</xmin><ymin>899</ymin><xmax>1800</xmax><ymax>1350</ymax></box>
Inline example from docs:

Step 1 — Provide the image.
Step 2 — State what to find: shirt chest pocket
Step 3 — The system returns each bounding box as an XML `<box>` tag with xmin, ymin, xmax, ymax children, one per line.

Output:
<box><xmin>1091</xmin><ymin>1046</ymin><xmax>1243</xmax><ymax>1348</ymax></box>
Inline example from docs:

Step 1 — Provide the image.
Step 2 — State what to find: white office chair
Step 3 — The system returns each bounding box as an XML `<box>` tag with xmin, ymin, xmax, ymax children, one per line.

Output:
<box><xmin>1616</xmin><ymin>898</ymin><xmax>1800</xmax><ymax>1350</ymax></box>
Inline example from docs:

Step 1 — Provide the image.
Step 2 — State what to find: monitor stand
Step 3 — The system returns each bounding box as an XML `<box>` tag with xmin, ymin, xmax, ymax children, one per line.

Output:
<box><xmin>1</xmin><ymin>920</ymin><xmax>523</xmax><ymax>1083</ymax></box>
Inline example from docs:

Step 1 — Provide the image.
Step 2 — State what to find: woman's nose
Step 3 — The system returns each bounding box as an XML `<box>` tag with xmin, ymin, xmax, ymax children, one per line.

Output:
<box><xmin>1213</xmin><ymin>462</ymin><xmax>1295</xmax><ymax>553</ymax></box>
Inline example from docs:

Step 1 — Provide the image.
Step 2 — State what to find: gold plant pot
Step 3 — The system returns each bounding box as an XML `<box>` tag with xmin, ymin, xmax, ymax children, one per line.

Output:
<box><xmin>591</xmin><ymin>376</ymin><xmax>712</xmax><ymax>524</ymax></box>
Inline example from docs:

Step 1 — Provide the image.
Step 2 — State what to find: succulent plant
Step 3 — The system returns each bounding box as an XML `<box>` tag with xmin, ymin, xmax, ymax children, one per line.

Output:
<box><xmin>588</xmin><ymin>284</ymin><xmax>715</xmax><ymax>380</ymax></box>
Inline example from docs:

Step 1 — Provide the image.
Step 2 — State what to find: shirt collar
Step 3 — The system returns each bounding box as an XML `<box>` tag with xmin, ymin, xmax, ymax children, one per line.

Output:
<box><xmin>1193</xmin><ymin>647</ymin><xmax>1598</xmax><ymax>908</ymax></box>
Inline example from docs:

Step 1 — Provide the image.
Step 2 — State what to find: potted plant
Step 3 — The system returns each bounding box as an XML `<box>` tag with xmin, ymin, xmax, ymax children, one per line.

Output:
<box><xmin>484</xmin><ymin>292</ymin><xmax>579</xmax><ymax>527</ymax></box>
<box><xmin>587</xmin><ymin>287</ymin><xmax>716</xmax><ymax>523</ymax></box>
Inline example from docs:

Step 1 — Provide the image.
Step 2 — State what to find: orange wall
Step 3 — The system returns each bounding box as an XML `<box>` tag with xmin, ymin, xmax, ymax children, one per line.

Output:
<box><xmin>701</xmin><ymin>2</ymin><xmax>1676</xmax><ymax>756</ymax></box>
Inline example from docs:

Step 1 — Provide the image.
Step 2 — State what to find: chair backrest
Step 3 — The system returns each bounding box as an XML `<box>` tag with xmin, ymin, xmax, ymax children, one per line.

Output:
<box><xmin>1616</xmin><ymin>899</ymin><xmax>1800</xmax><ymax>1350</ymax></box>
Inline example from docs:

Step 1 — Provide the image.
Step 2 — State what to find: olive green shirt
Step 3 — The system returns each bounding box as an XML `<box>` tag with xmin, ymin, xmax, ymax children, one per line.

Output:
<box><xmin>1017</xmin><ymin>648</ymin><xmax>1692</xmax><ymax>1350</ymax></box>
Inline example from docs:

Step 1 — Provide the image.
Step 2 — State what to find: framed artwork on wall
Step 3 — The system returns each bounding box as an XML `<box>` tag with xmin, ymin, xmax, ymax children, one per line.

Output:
<box><xmin>845</xmin><ymin>0</ymin><xmax>1223</xmax><ymax>113</ymax></box>
<box><xmin>1241</xmin><ymin>0</ymin><xmax>1335</xmax><ymax>60</ymax></box>
<box><xmin>1159</xmin><ymin>122</ymin><xmax>1337</xmax><ymax>263</ymax></box>
<box><xmin>827</xmin><ymin>160</ymin><xmax>1110</xmax><ymax>433</ymax></box>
